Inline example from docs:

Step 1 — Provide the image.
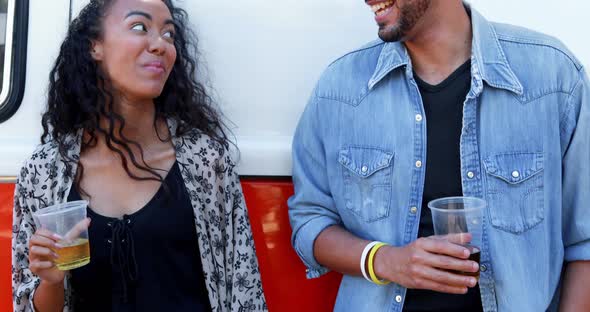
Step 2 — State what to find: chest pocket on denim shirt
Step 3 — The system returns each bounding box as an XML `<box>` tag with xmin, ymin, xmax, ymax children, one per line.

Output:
<box><xmin>483</xmin><ymin>152</ymin><xmax>544</xmax><ymax>234</ymax></box>
<box><xmin>339</xmin><ymin>147</ymin><xmax>394</xmax><ymax>222</ymax></box>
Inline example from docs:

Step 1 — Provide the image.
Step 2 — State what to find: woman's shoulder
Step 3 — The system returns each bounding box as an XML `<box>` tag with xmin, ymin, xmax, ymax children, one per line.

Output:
<box><xmin>19</xmin><ymin>141</ymin><xmax>60</xmax><ymax>174</ymax></box>
<box><xmin>17</xmin><ymin>137</ymin><xmax>75</xmax><ymax>193</ymax></box>
<box><xmin>14</xmin><ymin>141</ymin><xmax>61</xmax><ymax>208</ymax></box>
<box><xmin>176</xmin><ymin>128</ymin><xmax>233</xmax><ymax>163</ymax></box>
<box><xmin>174</xmin><ymin>129</ymin><xmax>239</xmax><ymax>186</ymax></box>
<box><xmin>20</xmin><ymin>132</ymin><xmax>80</xmax><ymax>168</ymax></box>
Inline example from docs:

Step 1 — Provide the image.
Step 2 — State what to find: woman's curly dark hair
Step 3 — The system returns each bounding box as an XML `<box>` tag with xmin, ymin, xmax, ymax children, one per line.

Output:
<box><xmin>41</xmin><ymin>0</ymin><xmax>228</xmax><ymax>188</ymax></box>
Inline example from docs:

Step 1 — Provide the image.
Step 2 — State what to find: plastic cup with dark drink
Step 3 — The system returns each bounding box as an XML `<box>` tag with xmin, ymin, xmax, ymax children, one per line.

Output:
<box><xmin>428</xmin><ymin>196</ymin><xmax>485</xmax><ymax>280</ymax></box>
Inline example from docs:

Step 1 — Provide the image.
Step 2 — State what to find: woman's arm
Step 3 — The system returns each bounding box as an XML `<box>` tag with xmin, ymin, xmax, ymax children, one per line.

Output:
<box><xmin>12</xmin><ymin>165</ymin><xmax>66</xmax><ymax>312</ymax></box>
<box><xmin>33</xmin><ymin>280</ymin><xmax>65</xmax><ymax>312</ymax></box>
<box><xmin>224</xmin><ymin>152</ymin><xmax>268</xmax><ymax>311</ymax></box>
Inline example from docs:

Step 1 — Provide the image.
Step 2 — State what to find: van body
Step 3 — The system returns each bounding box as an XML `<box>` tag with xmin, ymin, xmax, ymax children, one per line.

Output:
<box><xmin>0</xmin><ymin>0</ymin><xmax>588</xmax><ymax>310</ymax></box>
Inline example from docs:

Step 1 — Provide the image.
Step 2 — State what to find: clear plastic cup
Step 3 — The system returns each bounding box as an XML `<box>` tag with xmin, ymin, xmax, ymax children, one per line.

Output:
<box><xmin>33</xmin><ymin>200</ymin><xmax>90</xmax><ymax>270</ymax></box>
<box><xmin>428</xmin><ymin>196</ymin><xmax>486</xmax><ymax>279</ymax></box>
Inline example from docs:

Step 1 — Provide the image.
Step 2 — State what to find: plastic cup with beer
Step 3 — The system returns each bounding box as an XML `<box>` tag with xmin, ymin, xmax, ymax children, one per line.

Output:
<box><xmin>428</xmin><ymin>196</ymin><xmax>485</xmax><ymax>279</ymax></box>
<box><xmin>33</xmin><ymin>200</ymin><xmax>91</xmax><ymax>270</ymax></box>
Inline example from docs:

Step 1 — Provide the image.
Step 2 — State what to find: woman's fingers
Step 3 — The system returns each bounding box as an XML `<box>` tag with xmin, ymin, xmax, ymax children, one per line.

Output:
<box><xmin>30</xmin><ymin>245</ymin><xmax>58</xmax><ymax>259</ymax></box>
<box><xmin>30</xmin><ymin>260</ymin><xmax>56</xmax><ymax>271</ymax></box>
<box><xmin>64</xmin><ymin>218</ymin><xmax>91</xmax><ymax>241</ymax></box>
<box><xmin>34</xmin><ymin>228</ymin><xmax>63</xmax><ymax>241</ymax></box>
<box><xmin>29</xmin><ymin>233</ymin><xmax>61</xmax><ymax>250</ymax></box>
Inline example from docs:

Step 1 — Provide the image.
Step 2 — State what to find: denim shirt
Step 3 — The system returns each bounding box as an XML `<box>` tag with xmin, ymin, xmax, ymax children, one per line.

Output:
<box><xmin>288</xmin><ymin>7</ymin><xmax>590</xmax><ymax>312</ymax></box>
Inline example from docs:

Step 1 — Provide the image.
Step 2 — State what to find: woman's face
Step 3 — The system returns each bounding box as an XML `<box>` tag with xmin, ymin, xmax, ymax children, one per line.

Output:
<box><xmin>92</xmin><ymin>0</ymin><xmax>177</xmax><ymax>102</ymax></box>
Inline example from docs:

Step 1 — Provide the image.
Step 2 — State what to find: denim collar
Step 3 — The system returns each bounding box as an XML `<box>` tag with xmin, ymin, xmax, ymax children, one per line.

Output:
<box><xmin>368</xmin><ymin>6</ymin><xmax>523</xmax><ymax>95</ymax></box>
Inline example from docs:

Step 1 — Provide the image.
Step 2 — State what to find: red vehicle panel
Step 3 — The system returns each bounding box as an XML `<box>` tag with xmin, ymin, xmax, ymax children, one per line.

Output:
<box><xmin>0</xmin><ymin>184</ymin><xmax>14</xmax><ymax>310</ymax></box>
<box><xmin>242</xmin><ymin>178</ymin><xmax>341</xmax><ymax>312</ymax></box>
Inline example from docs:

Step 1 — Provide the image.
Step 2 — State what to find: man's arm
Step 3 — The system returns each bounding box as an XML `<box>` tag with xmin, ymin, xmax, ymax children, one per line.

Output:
<box><xmin>288</xmin><ymin>90</ymin><xmax>477</xmax><ymax>293</ymax></box>
<box><xmin>560</xmin><ymin>69</ymin><xmax>590</xmax><ymax>309</ymax></box>
<box><xmin>559</xmin><ymin>261</ymin><xmax>590</xmax><ymax>311</ymax></box>
<box><xmin>314</xmin><ymin>225</ymin><xmax>478</xmax><ymax>294</ymax></box>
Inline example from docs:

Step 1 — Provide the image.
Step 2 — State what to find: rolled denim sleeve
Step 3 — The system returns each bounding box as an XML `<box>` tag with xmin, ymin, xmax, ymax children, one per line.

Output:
<box><xmin>288</xmin><ymin>91</ymin><xmax>341</xmax><ymax>279</ymax></box>
<box><xmin>562</xmin><ymin>68</ymin><xmax>590</xmax><ymax>262</ymax></box>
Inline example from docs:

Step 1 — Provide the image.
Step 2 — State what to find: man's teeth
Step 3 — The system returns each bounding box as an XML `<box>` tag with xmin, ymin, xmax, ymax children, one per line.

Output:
<box><xmin>371</xmin><ymin>1</ymin><xmax>394</xmax><ymax>14</ymax></box>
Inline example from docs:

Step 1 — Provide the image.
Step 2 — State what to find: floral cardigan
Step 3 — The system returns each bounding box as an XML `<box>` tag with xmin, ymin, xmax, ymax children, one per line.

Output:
<box><xmin>12</xmin><ymin>122</ymin><xmax>267</xmax><ymax>312</ymax></box>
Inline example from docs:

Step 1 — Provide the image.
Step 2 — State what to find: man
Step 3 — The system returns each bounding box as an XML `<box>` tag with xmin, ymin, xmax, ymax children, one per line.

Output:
<box><xmin>288</xmin><ymin>0</ymin><xmax>590</xmax><ymax>311</ymax></box>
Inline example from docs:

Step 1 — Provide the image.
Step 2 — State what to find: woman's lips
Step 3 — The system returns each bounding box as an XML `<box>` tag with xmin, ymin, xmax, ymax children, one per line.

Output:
<box><xmin>143</xmin><ymin>62</ymin><xmax>165</xmax><ymax>74</ymax></box>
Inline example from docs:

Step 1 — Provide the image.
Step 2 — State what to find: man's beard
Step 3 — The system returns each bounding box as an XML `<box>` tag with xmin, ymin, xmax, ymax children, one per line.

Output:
<box><xmin>377</xmin><ymin>0</ymin><xmax>431</xmax><ymax>42</ymax></box>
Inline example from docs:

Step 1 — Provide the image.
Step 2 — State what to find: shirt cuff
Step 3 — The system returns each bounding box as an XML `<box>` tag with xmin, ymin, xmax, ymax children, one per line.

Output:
<box><xmin>293</xmin><ymin>216</ymin><xmax>338</xmax><ymax>279</ymax></box>
<box><xmin>565</xmin><ymin>240</ymin><xmax>590</xmax><ymax>262</ymax></box>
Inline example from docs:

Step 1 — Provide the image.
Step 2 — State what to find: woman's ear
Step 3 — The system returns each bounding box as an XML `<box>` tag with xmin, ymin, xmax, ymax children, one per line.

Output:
<box><xmin>90</xmin><ymin>40</ymin><xmax>103</xmax><ymax>61</ymax></box>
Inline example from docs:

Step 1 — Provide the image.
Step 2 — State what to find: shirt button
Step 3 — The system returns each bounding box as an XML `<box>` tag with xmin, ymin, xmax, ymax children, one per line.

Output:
<box><xmin>480</xmin><ymin>264</ymin><xmax>487</xmax><ymax>272</ymax></box>
<box><xmin>512</xmin><ymin>170</ymin><xmax>520</xmax><ymax>178</ymax></box>
<box><xmin>467</xmin><ymin>171</ymin><xmax>475</xmax><ymax>179</ymax></box>
<box><xmin>410</xmin><ymin>206</ymin><xmax>418</xmax><ymax>214</ymax></box>
<box><xmin>415</xmin><ymin>114</ymin><xmax>423</xmax><ymax>122</ymax></box>
<box><xmin>361</xmin><ymin>166</ymin><xmax>368</xmax><ymax>174</ymax></box>
<box><xmin>415</xmin><ymin>161</ymin><xmax>422</xmax><ymax>168</ymax></box>
<box><xmin>395</xmin><ymin>295</ymin><xmax>403</xmax><ymax>303</ymax></box>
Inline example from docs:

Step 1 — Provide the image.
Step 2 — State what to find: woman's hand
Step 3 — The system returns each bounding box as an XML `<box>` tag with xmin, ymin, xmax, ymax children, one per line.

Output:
<box><xmin>28</xmin><ymin>228</ymin><xmax>66</xmax><ymax>285</ymax></box>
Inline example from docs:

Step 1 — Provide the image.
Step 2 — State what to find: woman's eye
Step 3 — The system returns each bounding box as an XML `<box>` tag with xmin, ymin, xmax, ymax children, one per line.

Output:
<box><xmin>131</xmin><ymin>23</ymin><xmax>147</xmax><ymax>32</ymax></box>
<box><xmin>163</xmin><ymin>30</ymin><xmax>175</xmax><ymax>39</ymax></box>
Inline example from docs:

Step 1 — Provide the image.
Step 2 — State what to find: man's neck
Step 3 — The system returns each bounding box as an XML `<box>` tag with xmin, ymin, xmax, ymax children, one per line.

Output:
<box><xmin>404</xmin><ymin>2</ymin><xmax>472</xmax><ymax>85</ymax></box>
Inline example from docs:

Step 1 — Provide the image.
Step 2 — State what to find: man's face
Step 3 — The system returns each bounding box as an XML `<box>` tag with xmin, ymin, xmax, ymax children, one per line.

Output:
<box><xmin>365</xmin><ymin>0</ymin><xmax>431</xmax><ymax>42</ymax></box>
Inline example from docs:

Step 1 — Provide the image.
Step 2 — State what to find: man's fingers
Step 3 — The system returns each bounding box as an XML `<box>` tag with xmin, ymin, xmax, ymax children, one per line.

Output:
<box><xmin>417</xmin><ymin>237</ymin><xmax>470</xmax><ymax>259</ymax></box>
<box><xmin>425</xmin><ymin>253</ymin><xmax>479</xmax><ymax>273</ymax></box>
<box><xmin>416</xmin><ymin>265</ymin><xmax>477</xmax><ymax>288</ymax></box>
<box><xmin>411</xmin><ymin>277</ymin><xmax>469</xmax><ymax>294</ymax></box>
<box><xmin>439</xmin><ymin>233</ymin><xmax>472</xmax><ymax>245</ymax></box>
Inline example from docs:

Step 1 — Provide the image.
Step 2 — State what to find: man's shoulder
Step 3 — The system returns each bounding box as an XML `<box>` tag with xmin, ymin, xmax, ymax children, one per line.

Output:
<box><xmin>491</xmin><ymin>22</ymin><xmax>584</xmax><ymax>95</ymax></box>
<box><xmin>492</xmin><ymin>22</ymin><xmax>583</xmax><ymax>71</ymax></box>
<box><xmin>329</xmin><ymin>39</ymin><xmax>385</xmax><ymax>66</ymax></box>
<box><xmin>313</xmin><ymin>39</ymin><xmax>385</xmax><ymax>105</ymax></box>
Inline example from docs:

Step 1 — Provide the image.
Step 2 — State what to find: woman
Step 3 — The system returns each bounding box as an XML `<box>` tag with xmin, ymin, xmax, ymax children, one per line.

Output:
<box><xmin>12</xmin><ymin>0</ymin><xmax>267</xmax><ymax>311</ymax></box>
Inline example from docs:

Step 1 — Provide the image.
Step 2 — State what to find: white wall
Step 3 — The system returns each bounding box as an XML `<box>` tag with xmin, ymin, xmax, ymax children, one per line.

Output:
<box><xmin>187</xmin><ymin>0</ymin><xmax>376</xmax><ymax>175</ymax></box>
<box><xmin>470</xmin><ymin>0</ymin><xmax>589</xmax><ymax>67</ymax></box>
<box><xmin>1</xmin><ymin>0</ymin><xmax>588</xmax><ymax>177</ymax></box>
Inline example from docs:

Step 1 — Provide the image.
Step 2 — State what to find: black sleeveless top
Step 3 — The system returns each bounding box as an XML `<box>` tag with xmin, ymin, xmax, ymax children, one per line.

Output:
<box><xmin>68</xmin><ymin>161</ymin><xmax>211</xmax><ymax>312</ymax></box>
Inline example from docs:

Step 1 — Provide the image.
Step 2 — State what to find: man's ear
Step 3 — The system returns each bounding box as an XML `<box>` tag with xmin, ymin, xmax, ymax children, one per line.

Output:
<box><xmin>90</xmin><ymin>40</ymin><xmax>103</xmax><ymax>61</ymax></box>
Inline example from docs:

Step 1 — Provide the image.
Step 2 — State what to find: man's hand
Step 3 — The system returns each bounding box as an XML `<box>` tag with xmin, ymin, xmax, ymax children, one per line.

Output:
<box><xmin>373</xmin><ymin>236</ymin><xmax>479</xmax><ymax>294</ymax></box>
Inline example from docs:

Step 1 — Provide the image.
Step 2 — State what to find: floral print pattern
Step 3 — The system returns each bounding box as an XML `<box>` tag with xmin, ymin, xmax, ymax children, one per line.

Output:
<box><xmin>12</xmin><ymin>120</ymin><xmax>267</xmax><ymax>311</ymax></box>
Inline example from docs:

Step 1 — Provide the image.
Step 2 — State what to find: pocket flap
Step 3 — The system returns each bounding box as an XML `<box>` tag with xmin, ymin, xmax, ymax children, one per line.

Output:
<box><xmin>483</xmin><ymin>152</ymin><xmax>543</xmax><ymax>184</ymax></box>
<box><xmin>338</xmin><ymin>147</ymin><xmax>394</xmax><ymax>178</ymax></box>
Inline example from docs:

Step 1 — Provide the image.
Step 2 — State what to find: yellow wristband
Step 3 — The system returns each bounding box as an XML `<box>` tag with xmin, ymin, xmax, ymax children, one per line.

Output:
<box><xmin>368</xmin><ymin>242</ymin><xmax>391</xmax><ymax>285</ymax></box>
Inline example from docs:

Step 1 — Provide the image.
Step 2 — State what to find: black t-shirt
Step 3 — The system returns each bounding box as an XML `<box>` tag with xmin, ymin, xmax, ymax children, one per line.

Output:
<box><xmin>68</xmin><ymin>161</ymin><xmax>211</xmax><ymax>312</ymax></box>
<box><xmin>403</xmin><ymin>60</ymin><xmax>483</xmax><ymax>312</ymax></box>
